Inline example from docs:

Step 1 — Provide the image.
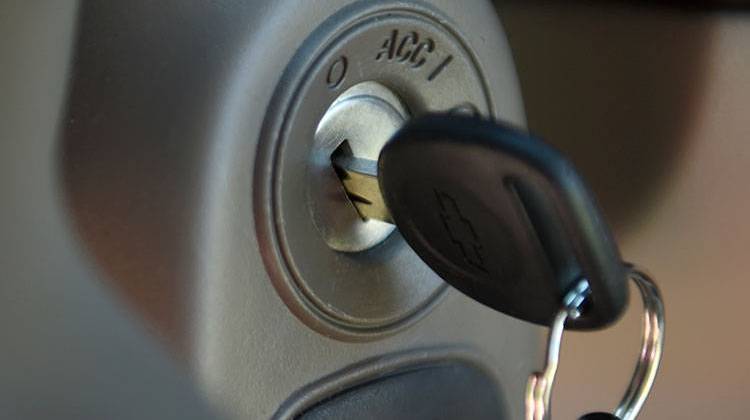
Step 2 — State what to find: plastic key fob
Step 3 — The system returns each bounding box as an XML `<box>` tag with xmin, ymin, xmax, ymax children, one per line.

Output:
<box><xmin>378</xmin><ymin>115</ymin><xmax>628</xmax><ymax>329</ymax></box>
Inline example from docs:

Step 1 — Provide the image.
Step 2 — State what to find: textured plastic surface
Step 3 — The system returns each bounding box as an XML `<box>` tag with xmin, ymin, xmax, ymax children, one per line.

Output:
<box><xmin>379</xmin><ymin>115</ymin><xmax>627</xmax><ymax>329</ymax></box>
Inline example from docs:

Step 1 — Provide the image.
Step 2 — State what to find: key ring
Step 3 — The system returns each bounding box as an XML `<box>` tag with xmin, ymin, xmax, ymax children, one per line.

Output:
<box><xmin>525</xmin><ymin>264</ymin><xmax>665</xmax><ymax>420</ymax></box>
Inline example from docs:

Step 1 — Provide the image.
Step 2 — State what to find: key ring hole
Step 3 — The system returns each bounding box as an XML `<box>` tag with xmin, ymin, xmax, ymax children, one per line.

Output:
<box><xmin>525</xmin><ymin>265</ymin><xmax>665</xmax><ymax>420</ymax></box>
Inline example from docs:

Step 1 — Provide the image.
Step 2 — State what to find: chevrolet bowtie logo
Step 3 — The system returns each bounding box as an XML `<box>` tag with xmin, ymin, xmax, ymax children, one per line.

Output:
<box><xmin>435</xmin><ymin>190</ymin><xmax>488</xmax><ymax>273</ymax></box>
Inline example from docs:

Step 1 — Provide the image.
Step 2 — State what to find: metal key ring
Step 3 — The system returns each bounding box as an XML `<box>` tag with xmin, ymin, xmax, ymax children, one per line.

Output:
<box><xmin>525</xmin><ymin>264</ymin><xmax>665</xmax><ymax>420</ymax></box>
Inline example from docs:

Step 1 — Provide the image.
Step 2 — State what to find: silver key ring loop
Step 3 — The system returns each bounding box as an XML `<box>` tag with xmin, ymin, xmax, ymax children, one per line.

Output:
<box><xmin>525</xmin><ymin>264</ymin><xmax>665</xmax><ymax>420</ymax></box>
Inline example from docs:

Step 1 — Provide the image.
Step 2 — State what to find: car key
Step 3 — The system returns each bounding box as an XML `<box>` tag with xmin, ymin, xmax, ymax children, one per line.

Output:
<box><xmin>334</xmin><ymin>114</ymin><xmax>626</xmax><ymax>329</ymax></box>
<box><xmin>377</xmin><ymin>114</ymin><xmax>627</xmax><ymax>330</ymax></box>
<box><xmin>332</xmin><ymin>114</ymin><xmax>664</xmax><ymax>419</ymax></box>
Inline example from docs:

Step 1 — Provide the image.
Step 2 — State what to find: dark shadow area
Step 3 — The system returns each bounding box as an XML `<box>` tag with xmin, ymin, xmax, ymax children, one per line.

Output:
<box><xmin>497</xmin><ymin>0</ymin><xmax>714</xmax><ymax>235</ymax></box>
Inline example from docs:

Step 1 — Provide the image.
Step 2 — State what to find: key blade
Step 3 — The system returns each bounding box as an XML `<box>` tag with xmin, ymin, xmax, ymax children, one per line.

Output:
<box><xmin>331</xmin><ymin>153</ymin><xmax>393</xmax><ymax>224</ymax></box>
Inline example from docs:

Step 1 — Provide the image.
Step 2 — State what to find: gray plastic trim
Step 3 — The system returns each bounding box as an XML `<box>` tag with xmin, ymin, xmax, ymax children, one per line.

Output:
<box><xmin>274</xmin><ymin>346</ymin><xmax>507</xmax><ymax>419</ymax></box>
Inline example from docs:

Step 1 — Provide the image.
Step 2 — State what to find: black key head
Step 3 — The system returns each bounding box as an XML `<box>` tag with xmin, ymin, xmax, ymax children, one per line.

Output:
<box><xmin>378</xmin><ymin>115</ymin><xmax>627</xmax><ymax>329</ymax></box>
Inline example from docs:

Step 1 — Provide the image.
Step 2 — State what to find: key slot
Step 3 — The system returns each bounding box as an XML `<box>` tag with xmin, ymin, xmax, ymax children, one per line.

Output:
<box><xmin>330</xmin><ymin>139</ymin><xmax>393</xmax><ymax>224</ymax></box>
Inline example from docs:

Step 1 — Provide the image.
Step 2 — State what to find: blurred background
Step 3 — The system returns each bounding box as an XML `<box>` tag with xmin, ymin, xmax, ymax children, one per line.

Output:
<box><xmin>498</xmin><ymin>1</ymin><xmax>749</xmax><ymax>418</ymax></box>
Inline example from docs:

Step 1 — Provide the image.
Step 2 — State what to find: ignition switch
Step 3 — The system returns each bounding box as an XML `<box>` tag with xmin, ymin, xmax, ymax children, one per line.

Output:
<box><xmin>254</xmin><ymin>5</ymin><xmax>509</xmax><ymax>339</ymax></box>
